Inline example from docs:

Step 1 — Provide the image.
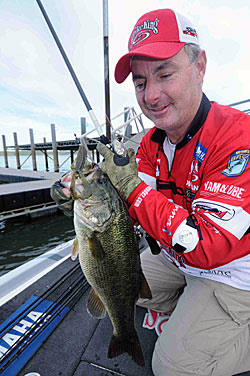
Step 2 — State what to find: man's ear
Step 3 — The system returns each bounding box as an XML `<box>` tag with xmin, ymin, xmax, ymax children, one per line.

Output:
<box><xmin>196</xmin><ymin>50</ymin><xmax>207</xmax><ymax>85</ymax></box>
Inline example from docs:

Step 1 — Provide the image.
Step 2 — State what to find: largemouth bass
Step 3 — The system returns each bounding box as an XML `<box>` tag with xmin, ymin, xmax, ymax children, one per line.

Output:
<box><xmin>69</xmin><ymin>142</ymin><xmax>152</xmax><ymax>367</ymax></box>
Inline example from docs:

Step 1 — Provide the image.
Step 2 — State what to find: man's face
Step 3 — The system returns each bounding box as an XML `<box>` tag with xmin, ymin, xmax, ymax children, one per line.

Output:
<box><xmin>131</xmin><ymin>48</ymin><xmax>206</xmax><ymax>143</ymax></box>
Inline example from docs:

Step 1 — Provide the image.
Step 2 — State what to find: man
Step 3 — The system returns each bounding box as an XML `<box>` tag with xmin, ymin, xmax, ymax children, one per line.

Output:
<box><xmin>52</xmin><ymin>9</ymin><xmax>250</xmax><ymax>376</ymax></box>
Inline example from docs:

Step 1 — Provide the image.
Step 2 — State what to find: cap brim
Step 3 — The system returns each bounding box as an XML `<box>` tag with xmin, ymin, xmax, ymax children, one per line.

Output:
<box><xmin>115</xmin><ymin>42</ymin><xmax>186</xmax><ymax>83</ymax></box>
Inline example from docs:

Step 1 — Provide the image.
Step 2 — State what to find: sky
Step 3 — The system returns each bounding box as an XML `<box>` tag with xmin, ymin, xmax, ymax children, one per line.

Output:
<box><xmin>0</xmin><ymin>0</ymin><xmax>250</xmax><ymax>149</ymax></box>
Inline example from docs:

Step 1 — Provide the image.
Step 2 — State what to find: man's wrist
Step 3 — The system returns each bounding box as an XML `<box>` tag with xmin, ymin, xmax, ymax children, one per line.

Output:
<box><xmin>119</xmin><ymin>176</ymin><xmax>142</xmax><ymax>201</ymax></box>
<box><xmin>126</xmin><ymin>180</ymin><xmax>148</xmax><ymax>204</ymax></box>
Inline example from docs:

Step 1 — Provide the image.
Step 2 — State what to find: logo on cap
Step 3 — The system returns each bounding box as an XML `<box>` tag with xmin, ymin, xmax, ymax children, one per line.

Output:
<box><xmin>130</xmin><ymin>18</ymin><xmax>159</xmax><ymax>50</ymax></box>
<box><xmin>183</xmin><ymin>26</ymin><xmax>198</xmax><ymax>38</ymax></box>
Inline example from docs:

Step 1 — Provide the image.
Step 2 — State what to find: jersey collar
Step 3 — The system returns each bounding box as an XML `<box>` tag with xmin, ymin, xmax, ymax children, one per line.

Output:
<box><xmin>151</xmin><ymin>93</ymin><xmax>211</xmax><ymax>149</ymax></box>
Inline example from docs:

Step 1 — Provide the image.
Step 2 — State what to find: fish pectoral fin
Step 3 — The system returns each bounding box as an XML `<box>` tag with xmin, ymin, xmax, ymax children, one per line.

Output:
<box><xmin>87</xmin><ymin>288</ymin><xmax>106</xmax><ymax>319</ymax></box>
<box><xmin>71</xmin><ymin>236</ymin><xmax>79</xmax><ymax>261</ymax></box>
<box><xmin>87</xmin><ymin>235</ymin><xmax>105</xmax><ymax>260</ymax></box>
<box><xmin>139</xmin><ymin>271</ymin><xmax>152</xmax><ymax>300</ymax></box>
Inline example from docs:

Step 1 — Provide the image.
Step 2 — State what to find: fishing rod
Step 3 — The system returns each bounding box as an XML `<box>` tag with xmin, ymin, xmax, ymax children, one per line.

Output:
<box><xmin>35</xmin><ymin>0</ymin><xmax>109</xmax><ymax>145</ymax></box>
<box><xmin>35</xmin><ymin>0</ymin><xmax>128</xmax><ymax>163</ymax></box>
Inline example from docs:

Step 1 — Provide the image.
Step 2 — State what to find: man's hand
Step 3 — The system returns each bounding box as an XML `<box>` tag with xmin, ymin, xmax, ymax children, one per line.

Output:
<box><xmin>50</xmin><ymin>172</ymin><xmax>74</xmax><ymax>217</ymax></box>
<box><xmin>97</xmin><ymin>143</ymin><xmax>142</xmax><ymax>200</ymax></box>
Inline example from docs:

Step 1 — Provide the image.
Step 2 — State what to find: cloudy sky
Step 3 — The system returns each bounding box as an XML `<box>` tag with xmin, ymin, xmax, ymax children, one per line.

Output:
<box><xmin>0</xmin><ymin>0</ymin><xmax>250</xmax><ymax>148</ymax></box>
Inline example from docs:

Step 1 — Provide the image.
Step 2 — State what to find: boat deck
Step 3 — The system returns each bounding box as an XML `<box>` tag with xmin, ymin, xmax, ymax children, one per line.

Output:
<box><xmin>20</xmin><ymin>276</ymin><xmax>157</xmax><ymax>375</ymax></box>
<box><xmin>0</xmin><ymin>246</ymin><xmax>157</xmax><ymax>376</ymax></box>
<box><xmin>0</xmin><ymin>249</ymin><xmax>250</xmax><ymax>376</ymax></box>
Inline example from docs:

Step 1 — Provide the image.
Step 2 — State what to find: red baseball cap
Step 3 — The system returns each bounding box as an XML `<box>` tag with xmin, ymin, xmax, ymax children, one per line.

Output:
<box><xmin>115</xmin><ymin>9</ymin><xmax>200</xmax><ymax>83</ymax></box>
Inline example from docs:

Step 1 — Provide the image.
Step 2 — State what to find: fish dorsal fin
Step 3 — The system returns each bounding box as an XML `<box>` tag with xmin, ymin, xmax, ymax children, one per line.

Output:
<box><xmin>87</xmin><ymin>288</ymin><xmax>106</xmax><ymax>319</ymax></box>
<box><xmin>87</xmin><ymin>235</ymin><xmax>105</xmax><ymax>260</ymax></box>
<box><xmin>139</xmin><ymin>271</ymin><xmax>152</xmax><ymax>300</ymax></box>
<box><xmin>71</xmin><ymin>236</ymin><xmax>79</xmax><ymax>261</ymax></box>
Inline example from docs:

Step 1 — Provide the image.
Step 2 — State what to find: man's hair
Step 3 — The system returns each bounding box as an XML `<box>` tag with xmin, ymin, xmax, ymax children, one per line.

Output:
<box><xmin>184</xmin><ymin>43</ymin><xmax>202</xmax><ymax>63</ymax></box>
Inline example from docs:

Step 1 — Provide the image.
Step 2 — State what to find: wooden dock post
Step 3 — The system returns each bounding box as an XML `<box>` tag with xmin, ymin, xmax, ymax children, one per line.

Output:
<box><xmin>43</xmin><ymin>137</ymin><xmax>49</xmax><ymax>171</ymax></box>
<box><xmin>13</xmin><ymin>132</ymin><xmax>21</xmax><ymax>169</ymax></box>
<box><xmin>2</xmin><ymin>135</ymin><xmax>8</xmax><ymax>168</ymax></box>
<box><xmin>51</xmin><ymin>123</ymin><xmax>59</xmax><ymax>172</ymax></box>
<box><xmin>29</xmin><ymin>128</ymin><xmax>37</xmax><ymax>171</ymax></box>
<box><xmin>70</xmin><ymin>150</ymin><xmax>74</xmax><ymax>164</ymax></box>
<box><xmin>81</xmin><ymin>117</ymin><xmax>86</xmax><ymax>135</ymax></box>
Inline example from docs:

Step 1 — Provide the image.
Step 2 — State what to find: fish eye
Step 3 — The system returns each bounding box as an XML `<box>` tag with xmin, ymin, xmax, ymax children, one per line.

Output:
<box><xmin>98</xmin><ymin>177</ymin><xmax>105</xmax><ymax>184</ymax></box>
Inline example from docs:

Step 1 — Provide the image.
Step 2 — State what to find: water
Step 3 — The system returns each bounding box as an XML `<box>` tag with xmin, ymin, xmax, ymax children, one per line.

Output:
<box><xmin>0</xmin><ymin>152</ymin><xmax>75</xmax><ymax>277</ymax></box>
<box><xmin>0</xmin><ymin>213</ymin><xmax>75</xmax><ymax>277</ymax></box>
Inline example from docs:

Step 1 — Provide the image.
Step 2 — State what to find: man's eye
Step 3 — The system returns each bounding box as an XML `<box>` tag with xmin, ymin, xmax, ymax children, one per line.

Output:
<box><xmin>161</xmin><ymin>73</ymin><xmax>172</xmax><ymax>79</ymax></box>
<box><xmin>135</xmin><ymin>82</ymin><xmax>145</xmax><ymax>92</ymax></box>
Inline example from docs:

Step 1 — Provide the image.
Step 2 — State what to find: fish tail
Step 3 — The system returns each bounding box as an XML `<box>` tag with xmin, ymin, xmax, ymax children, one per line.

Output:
<box><xmin>108</xmin><ymin>332</ymin><xmax>145</xmax><ymax>367</ymax></box>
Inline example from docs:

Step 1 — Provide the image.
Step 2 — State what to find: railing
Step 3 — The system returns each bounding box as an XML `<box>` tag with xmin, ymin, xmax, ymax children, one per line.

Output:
<box><xmin>83</xmin><ymin>106</ymin><xmax>146</xmax><ymax>145</ymax></box>
<box><xmin>228</xmin><ymin>99</ymin><xmax>250</xmax><ymax>114</ymax></box>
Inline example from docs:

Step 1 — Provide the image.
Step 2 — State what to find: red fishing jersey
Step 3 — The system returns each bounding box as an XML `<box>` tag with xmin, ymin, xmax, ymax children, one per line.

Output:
<box><xmin>127</xmin><ymin>94</ymin><xmax>250</xmax><ymax>290</ymax></box>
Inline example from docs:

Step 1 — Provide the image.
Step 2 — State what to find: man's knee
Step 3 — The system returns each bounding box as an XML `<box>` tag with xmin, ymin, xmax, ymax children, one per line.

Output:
<box><xmin>152</xmin><ymin>347</ymin><xmax>170</xmax><ymax>376</ymax></box>
<box><xmin>151</xmin><ymin>338</ymin><xmax>208</xmax><ymax>376</ymax></box>
<box><xmin>151</xmin><ymin>346</ymin><xmax>187</xmax><ymax>376</ymax></box>
<box><xmin>151</xmin><ymin>340</ymin><xmax>190</xmax><ymax>376</ymax></box>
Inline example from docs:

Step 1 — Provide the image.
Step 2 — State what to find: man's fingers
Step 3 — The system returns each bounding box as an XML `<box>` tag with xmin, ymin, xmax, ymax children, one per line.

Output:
<box><xmin>127</xmin><ymin>148</ymin><xmax>136</xmax><ymax>158</ymax></box>
<box><xmin>61</xmin><ymin>171</ymin><xmax>72</xmax><ymax>183</ymax></box>
<box><xmin>50</xmin><ymin>181</ymin><xmax>71</xmax><ymax>201</ymax></box>
<box><xmin>62</xmin><ymin>187</ymin><xmax>71</xmax><ymax>198</ymax></box>
<box><xmin>96</xmin><ymin>142</ymin><xmax>113</xmax><ymax>159</ymax></box>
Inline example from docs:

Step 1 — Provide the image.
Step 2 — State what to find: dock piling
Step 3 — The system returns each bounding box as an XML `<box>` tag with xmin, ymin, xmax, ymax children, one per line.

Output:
<box><xmin>43</xmin><ymin>137</ymin><xmax>49</xmax><ymax>171</ymax></box>
<box><xmin>13</xmin><ymin>132</ymin><xmax>21</xmax><ymax>169</ymax></box>
<box><xmin>51</xmin><ymin>124</ymin><xmax>59</xmax><ymax>172</ymax></box>
<box><xmin>29</xmin><ymin>128</ymin><xmax>37</xmax><ymax>171</ymax></box>
<box><xmin>80</xmin><ymin>117</ymin><xmax>86</xmax><ymax>136</ymax></box>
<box><xmin>2</xmin><ymin>135</ymin><xmax>8</xmax><ymax>168</ymax></box>
<box><xmin>70</xmin><ymin>150</ymin><xmax>74</xmax><ymax>164</ymax></box>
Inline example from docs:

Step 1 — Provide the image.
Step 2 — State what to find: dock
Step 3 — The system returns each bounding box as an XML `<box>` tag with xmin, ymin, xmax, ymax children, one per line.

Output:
<box><xmin>0</xmin><ymin>110</ymin><xmax>148</xmax><ymax>221</ymax></box>
<box><xmin>0</xmin><ymin>167</ymin><xmax>62</xmax><ymax>221</ymax></box>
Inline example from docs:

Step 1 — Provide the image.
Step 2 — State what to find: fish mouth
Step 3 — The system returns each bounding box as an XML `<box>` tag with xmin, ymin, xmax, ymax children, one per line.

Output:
<box><xmin>84</xmin><ymin>165</ymin><xmax>99</xmax><ymax>178</ymax></box>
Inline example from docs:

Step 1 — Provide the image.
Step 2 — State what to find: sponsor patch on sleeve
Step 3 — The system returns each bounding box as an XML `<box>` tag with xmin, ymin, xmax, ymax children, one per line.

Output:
<box><xmin>193</xmin><ymin>141</ymin><xmax>207</xmax><ymax>167</ymax></box>
<box><xmin>134</xmin><ymin>186</ymin><xmax>152</xmax><ymax>207</ymax></box>
<box><xmin>221</xmin><ymin>149</ymin><xmax>250</xmax><ymax>177</ymax></box>
<box><xmin>192</xmin><ymin>198</ymin><xmax>250</xmax><ymax>239</ymax></box>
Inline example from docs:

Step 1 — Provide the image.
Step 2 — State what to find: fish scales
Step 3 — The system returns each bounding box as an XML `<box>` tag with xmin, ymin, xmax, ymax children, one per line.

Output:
<box><xmin>77</xmin><ymin>196</ymin><xmax>140</xmax><ymax>335</ymax></box>
<box><xmin>70</xmin><ymin>143</ymin><xmax>151</xmax><ymax>366</ymax></box>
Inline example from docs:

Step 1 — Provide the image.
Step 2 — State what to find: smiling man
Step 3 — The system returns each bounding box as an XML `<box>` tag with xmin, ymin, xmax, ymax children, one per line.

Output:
<box><xmin>131</xmin><ymin>49</ymin><xmax>206</xmax><ymax>143</ymax></box>
<box><xmin>97</xmin><ymin>8</ymin><xmax>250</xmax><ymax>376</ymax></box>
<box><xmin>51</xmin><ymin>8</ymin><xmax>250</xmax><ymax>376</ymax></box>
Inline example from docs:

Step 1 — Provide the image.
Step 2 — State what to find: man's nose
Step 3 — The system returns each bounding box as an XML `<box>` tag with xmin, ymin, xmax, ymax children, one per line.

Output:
<box><xmin>144</xmin><ymin>81</ymin><xmax>161</xmax><ymax>106</ymax></box>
